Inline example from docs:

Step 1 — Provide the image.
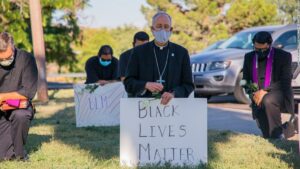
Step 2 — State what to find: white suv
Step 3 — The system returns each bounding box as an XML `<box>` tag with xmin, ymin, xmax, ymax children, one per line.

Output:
<box><xmin>191</xmin><ymin>24</ymin><xmax>298</xmax><ymax>103</ymax></box>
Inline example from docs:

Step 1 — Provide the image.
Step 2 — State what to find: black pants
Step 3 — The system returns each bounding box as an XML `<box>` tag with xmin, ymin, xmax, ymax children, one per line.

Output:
<box><xmin>0</xmin><ymin>108</ymin><xmax>34</xmax><ymax>160</ymax></box>
<box><xmin>255</xmin><ymin>91</ymin><xmax>283</xmax><ymax>138</ymax></box>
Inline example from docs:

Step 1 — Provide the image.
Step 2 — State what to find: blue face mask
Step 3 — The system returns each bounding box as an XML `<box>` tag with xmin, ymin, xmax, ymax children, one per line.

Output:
<box><xmin>99</xmin><ymin>58</ymin><xmax>111</xmax><ymax>67</ymax></box>
<box><xmin>152</xmin><ymin>30</ymin><xmax>172</xmax><ymax>43</ymax></box>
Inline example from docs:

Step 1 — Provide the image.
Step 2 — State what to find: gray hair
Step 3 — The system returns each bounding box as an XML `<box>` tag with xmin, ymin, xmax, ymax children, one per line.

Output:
<box><xmin>0</xmin><ymin>32</ymin><xmax>14</xmax><ymax>52</ymax></box>
<box><xmin>152</xmin><ymin>11</ymin><xmax>172</xmax><ymax>26</ymax></box>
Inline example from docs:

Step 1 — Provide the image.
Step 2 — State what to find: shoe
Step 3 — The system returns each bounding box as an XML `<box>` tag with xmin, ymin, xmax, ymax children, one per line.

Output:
<box><xmin>23</xmin><ymin>153</ymin><xmax>29</xmax><ymax>161</ymax></box>
<box><xmin>15</xmin><ymin>150</ymin><xmax>29</xmax><ymax>162</ymax></box>
<box><xmin>21</xmin><ymin>150</ymin><xmax>29</xmax><ymax>162</ymax></box>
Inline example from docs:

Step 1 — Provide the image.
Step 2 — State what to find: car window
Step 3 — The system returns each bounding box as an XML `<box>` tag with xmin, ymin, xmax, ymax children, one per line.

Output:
<box><xmin>273</xmin><ymin>30</ymin><xmax>297</xmax><ymax>50</ymax></box>
<box><xmin>218</xmin><ymin>31</ymin><xmax>273</xmax><ymax>50</ymax></box>
<box><xmin>202</xmin><ymin>40</ymin><xmax>225</xmax><ymax>52</ymax></box>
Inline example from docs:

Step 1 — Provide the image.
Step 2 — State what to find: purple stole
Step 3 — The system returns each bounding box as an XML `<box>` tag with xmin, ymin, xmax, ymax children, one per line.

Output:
<box><xmin>252</xmin><ymin>48</ymin><xmax>274</xmax><ymax>89</ymax></box>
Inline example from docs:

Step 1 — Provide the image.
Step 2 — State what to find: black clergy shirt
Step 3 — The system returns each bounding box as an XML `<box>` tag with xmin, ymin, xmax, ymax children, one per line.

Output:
<box><xmin>85</xmin><ymin>56</ymin><xmax>119</xmax><ymax>84</ymax></box>
<box><xmin>124</xmin><ymin>40</ymin><xmax>194</xmax><ymax>97</ymax></box>
<box><xmin>0</xmin><ymin>48</ymin><xmax>38</xmax><ymax>100</ymax></box>
<box><xmin>153</xmin><ymin>42</ymin><xmax>169</xmax><ymax>91</ymax></box>
<box><xmin>242</xmin><ymin>48</ymin><xmax>294</xmax><ymax>114</ymax></box>
<box><xmin>258</xmin><ymin>56</ymin><xmax>267</xmax><ymax>89</ymax></box>
<box><xmin>118</xmin><ymin>48</ymin><xmax>133</xmax><ymax>78</ymax></box>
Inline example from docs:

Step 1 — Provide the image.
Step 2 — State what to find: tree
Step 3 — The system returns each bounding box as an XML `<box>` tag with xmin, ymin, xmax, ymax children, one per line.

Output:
<box><xmin>73</xmin><ymin>26</ymin><xmax>143</xmax><ymax>72</ymax></box>
<box><xmin>226</xmin><ymin>0</ymin><xmax>278</xmax><ymax>33</ymax></box>
<box><xmin>272</xmin><ymin>0</ymin><xmax>298</xmax><ymax>24</ymax></box>
<box><xmin>142</xmin><ymin>0</ymin><xmax>278</xmax><ymax>53</ymax></box>
<box><xmin>0</xmin><ymin>0</ymin><xmax>88</xmax><ymax>71</ymax></box>
<box><xmin>29</xmin><ymin>0</ymin><xmax>48</xmax><ymax>101</ymax></box>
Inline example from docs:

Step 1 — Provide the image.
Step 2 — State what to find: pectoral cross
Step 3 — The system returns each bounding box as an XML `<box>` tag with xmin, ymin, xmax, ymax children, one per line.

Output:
<box><xmin>156</xmin><ymin>77</ymin><xmax>165</xmax><ymax>84</ymax></box>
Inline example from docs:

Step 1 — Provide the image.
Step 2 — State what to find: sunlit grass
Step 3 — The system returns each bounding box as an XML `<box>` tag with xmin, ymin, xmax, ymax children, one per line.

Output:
<box><xmin>0</xmin><ymin>89</ymin><xmax>299</xmax><ymax>169</ymax></box>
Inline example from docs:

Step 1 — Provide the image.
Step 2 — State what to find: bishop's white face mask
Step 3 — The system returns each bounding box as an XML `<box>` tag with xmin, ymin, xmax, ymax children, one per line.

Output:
<box><xmin>0</xmin><ymin>55</ymin><xmax>14</xmax><ymax>67</ymax></box>
<box><xmin>152</xmin><ymin>30</ymin><xmax>172</xmax><ymax>43</ymax></box>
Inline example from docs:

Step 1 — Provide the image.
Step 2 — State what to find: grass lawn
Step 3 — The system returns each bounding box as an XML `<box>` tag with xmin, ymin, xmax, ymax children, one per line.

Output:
<box><xmin>0</xmin><ymin>89</ymin><xmax>300</xmax><ymax>169</ymax></box>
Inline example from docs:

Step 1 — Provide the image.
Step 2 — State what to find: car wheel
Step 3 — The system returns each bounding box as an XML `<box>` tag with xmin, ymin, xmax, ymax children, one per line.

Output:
<box><xmin>194</xmin><ymin>92</ymin><xmax>212</xmax><ymax>100</ymax></box>
<box><xmin>234</xmin><ymin>72</ymin><xmax>251</xmax><ymax>104</ymax></box>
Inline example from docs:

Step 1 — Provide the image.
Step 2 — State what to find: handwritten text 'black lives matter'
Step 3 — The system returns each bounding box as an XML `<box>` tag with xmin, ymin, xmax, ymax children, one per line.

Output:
<box><xmin>137</xmin><ymin>100</ymin><xmax>195</xmax><ymax>162</ymax></box>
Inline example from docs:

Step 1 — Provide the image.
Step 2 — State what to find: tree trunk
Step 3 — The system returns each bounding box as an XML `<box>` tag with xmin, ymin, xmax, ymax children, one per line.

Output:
<box><xmin>29</xmin><ymin>0</ymin><xmax>49</xmax><ymax>102</ymax></box>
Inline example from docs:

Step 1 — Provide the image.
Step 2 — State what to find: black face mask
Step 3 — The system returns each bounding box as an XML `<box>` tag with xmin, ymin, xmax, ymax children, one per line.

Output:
<box><xmin>256</xmin><ymin>48</ymin><xmax>270</xmax><ymax>60</ymax></box>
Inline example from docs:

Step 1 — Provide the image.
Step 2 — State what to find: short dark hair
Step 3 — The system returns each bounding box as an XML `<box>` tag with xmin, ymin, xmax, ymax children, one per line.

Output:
<box><xmin>98</xmin><ymin>45</ymin><xmax>113</xmax><ymax>56</ymax></box>
<box><xmin>0</xmin><ymin>32</ymin><xmax>14</xmax><ymax>52</ymax></box>
<box><xmin>133</xmin><ymin>31</ymin><xmax>149</xmax><ymax>44</ymax></box>
<box><xmin>252</xmin><ymin>31</ymin><xmax>273</xmax><ymax>45</ymax></box>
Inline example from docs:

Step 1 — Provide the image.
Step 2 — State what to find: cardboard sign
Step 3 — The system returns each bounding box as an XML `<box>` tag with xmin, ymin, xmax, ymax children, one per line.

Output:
<box><xmin>120</xmin><ymin>98</ymin><xmax>207</xmax><ymax>167</ymax></box>
<box><xmin>74</xmin><ymin>82</ymin><xmax>127</xmax><ymax>127</ymax></box>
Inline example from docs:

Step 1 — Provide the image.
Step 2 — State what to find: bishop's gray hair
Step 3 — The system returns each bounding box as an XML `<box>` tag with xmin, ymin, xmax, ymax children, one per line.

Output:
<box><xmin>152</xmin><ymin>11</ymin><xmax>172</xmax><ymax>26</ymax></box>
<box><xmin>0</xmin><ymin>32</ymin><xmax>15</xmax><ymax>52</ymax></box>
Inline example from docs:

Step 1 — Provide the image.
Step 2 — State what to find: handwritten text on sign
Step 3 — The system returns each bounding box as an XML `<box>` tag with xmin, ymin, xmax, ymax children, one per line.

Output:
<box><xmin>120</xmin><ymin>98</ymin><xmax>207</xmax><ymax>167</ymax></box>
<box><xmin>74</xmin><ymin>82</ymin><xmax>127</xmax><ymax>127</ymax></box>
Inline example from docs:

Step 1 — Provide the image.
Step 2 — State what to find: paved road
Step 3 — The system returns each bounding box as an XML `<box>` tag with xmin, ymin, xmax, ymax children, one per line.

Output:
<box><xmin>207</xmin><ymin>95</ymin><xmax>292</xmax><ymax>136</ymax></box>
<box><xmin>48</xmin><ymin>82</ymin><xmax>73</xmax><ymax>90</ymax></box>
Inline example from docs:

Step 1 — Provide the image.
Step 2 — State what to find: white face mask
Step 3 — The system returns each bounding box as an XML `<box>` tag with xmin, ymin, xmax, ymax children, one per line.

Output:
<box><xmin>152</xmin><ymin>29</ymin><xmax>172</xmax><ymax>43</ymax></box>
<box><xmin>0</xmin><ymin>55</ymin><xmax>14</xmax><ymax>67</ymax></box>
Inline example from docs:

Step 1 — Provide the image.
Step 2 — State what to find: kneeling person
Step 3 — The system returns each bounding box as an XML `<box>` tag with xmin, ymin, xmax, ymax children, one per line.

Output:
<box><xmin>124</xmin><ymin>12</ymin><xmax>194</xmax><ymax>105</ymax></box>
<box><xmin>242</xmin><ymin>31</ymin><xmax>294</xmax><ymax>139</ymax></box>
<box><xmin>0</xmin><ymin>32</ymin><xmax>38</xmax><ymax>160</ymax></box>
<box><xmin>119</xmin><ymin>31</ymin><xmax>149</xmax><ymax>81</ymax></box>
<box><xmin>85</xmin><ymin>45</ymin><xmax>119</xmax><ymax>85</ymax></box>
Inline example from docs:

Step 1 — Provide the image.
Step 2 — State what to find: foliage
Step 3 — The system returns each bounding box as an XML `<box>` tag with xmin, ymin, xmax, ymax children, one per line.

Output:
<box><xmin>73</xmin><ymin>26</ymin><xmax>147</xmax><ymax>72</ymax></box>
<box><xmin>83</xmin><ymin>83</ymin><xmax>99</xmax><ymax>93</ymax></box>
<box><xmin>142</xmin><ymin>0</ymin><xmax>227</xmax><ymax>53</ymax></box>
<box><xmin>142</xmin><ymin>0</ymin><xmax>278</xmax><ymax>54</ymax></box>
<box><xmin>0</xmin><ymin>0</ymin><xmax>88</xmax><ymax>71</ymax></box>
<box><xmin>226</xmin><ymin>0</ymin><xmax>278</xmax><ymax>33</ymax></box>
<box><xmin>0</xmin><ymin>0</ymin><xmax>295</xmax><ymax>72</ymax></box>
<box><xmin>272</xmin><ymin>0</ymin><xmax>298</xmax><ymax>24</ymax></box>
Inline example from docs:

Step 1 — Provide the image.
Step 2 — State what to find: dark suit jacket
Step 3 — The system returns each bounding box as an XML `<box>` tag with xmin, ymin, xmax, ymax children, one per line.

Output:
<box><xmin>124</xmin><ymin>41</ymin><xmax>194</xmax><ymax>97</ymax></box>
<box><xmin>243</xmin><ymin>48</ymin><xmax>294</xmax><ymax>113</ymax></box>
<box><xmin>118</xmin><ymin>48</ymin><xmax>134</xmax><ymax>78</ymax></box>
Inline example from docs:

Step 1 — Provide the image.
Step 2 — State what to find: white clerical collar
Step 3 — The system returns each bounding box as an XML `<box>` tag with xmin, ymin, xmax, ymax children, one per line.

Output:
<box><xmin>154</xmin><ymin>41</ymin><xmax>168</xmax><ymax>50</ymax></box>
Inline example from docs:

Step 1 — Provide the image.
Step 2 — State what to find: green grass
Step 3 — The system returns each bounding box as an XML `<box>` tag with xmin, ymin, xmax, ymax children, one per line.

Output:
<box><xmin>0</xmin><ymin>89</ymin><xmax>300</xmax><ymax>169</ymax></box>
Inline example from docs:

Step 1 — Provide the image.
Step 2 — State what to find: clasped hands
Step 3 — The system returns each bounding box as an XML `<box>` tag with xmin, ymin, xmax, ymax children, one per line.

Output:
<box><xmin>145</xmin><ymin>82</ymin><xmax>174</xmax><ymax>105</ymax></box>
